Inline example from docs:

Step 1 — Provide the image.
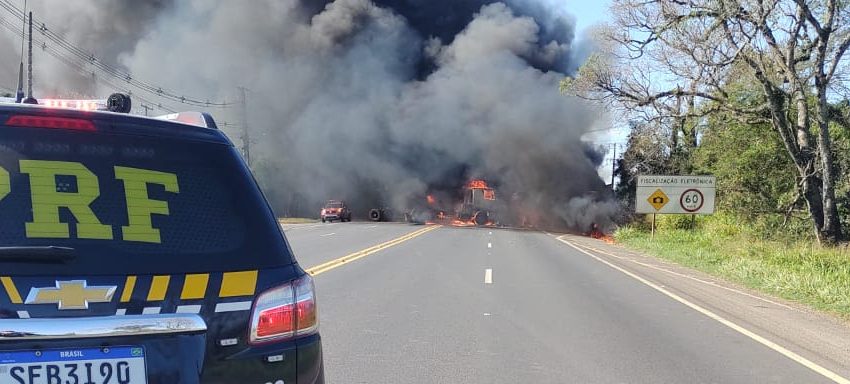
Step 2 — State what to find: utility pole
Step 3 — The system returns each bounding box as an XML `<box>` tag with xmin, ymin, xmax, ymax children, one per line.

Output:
<box><xmin>26</xmin><ymin>11</ymin><xmax>32</xmax><ymax>99</ymax></box>
<box><xmin>238</xmin><ymin>86</ymin><xmax>251</xmax><ymax>166</ymax></box>
<box><xmin>22</xmin><ymin>11</ymin><xmax>36</xmax><ymax>104</ymax></box>
<box><xmin>140</xmin><ymin>104</ymin><xmax>152</xmax><ymax>116</ymax></box>
<box><xmin>610</xmin><ymin>143</ymin><xmax>617</xmax><ymax>189</ymax></box>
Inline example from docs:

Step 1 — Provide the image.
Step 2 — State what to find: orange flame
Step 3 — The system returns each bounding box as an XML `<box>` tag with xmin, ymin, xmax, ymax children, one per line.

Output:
<box><xmin>426</xmin><ymin>195</ymin><xmax>436</xmax><ymax>205</ymax></box>
<box><xmin>589</xmin><ymin>226</ymin><xmax>615</xmax><ymax>244</ymax></box>
<box><xmin>467</xmin><ymin>179</ymin><xmax>489</xmax><ymax>189</ymax></box>
<box><xmin>451</xmin><ymin>219</ymin><xmax>477</xmax><ymax>227</ymax></box>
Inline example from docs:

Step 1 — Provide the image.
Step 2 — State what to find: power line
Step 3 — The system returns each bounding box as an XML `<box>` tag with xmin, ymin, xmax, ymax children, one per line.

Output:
<box><xmin>0</xmin><ymin>0</ymin><xmax>233</xmax><ymax>108</ymax></box>
<box><xmin>0</xmin><ymin>15</ymin><xmax>168</xmax><ymax>113</ymax></box>
<box><xmin>0</xmin><ymin>16</ymin><xmax>243</xmax><ymax>127</ymax></box>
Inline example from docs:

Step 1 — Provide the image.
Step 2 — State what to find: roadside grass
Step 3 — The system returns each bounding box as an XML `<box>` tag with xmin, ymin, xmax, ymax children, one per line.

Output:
<box><xmin>615</xmin><ymin>218</ymin><xmax>850</xmax><ymax>319</ymax></box>
<box><xmin>278</xmin><ymin>217</ymin><xmax>318</xmax><ymax>224</ymax></box>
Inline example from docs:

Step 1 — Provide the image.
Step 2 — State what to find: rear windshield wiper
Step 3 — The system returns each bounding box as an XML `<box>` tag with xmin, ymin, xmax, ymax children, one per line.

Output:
<box><xmin>0</xmin><ymin>246</ymin><xmax>76</xmax><ymax>263</ymax></box>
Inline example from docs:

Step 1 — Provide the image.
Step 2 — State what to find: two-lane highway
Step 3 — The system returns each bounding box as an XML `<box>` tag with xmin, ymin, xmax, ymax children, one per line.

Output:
<box><xmin>284</xmin><ymin>222</ymin><xmax>848</xmax><ymax>383</ymax></box>
<box><xmin>282</xmin><ymin>222</ymin><xmax>427</xmax><ymax>268</ymax></box>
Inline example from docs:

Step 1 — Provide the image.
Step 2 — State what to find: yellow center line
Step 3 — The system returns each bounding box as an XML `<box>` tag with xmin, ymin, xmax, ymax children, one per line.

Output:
<box><xmin>552</xmin><ymin>234</ymin><xmax>850</xmax><ymax>384</ymax></box>
<box><xmin>306</xmin><ymin>225</ymin><xmax>440</xmax><ymax>276</ymax></box>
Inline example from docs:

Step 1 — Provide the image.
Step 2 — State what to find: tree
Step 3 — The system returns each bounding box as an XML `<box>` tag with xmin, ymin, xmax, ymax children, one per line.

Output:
<box><xmin>563</xmin><ymin>0</ymin><xmax>850</xmax><ymax>244</ymax></box>
<box><xmin>695</xmin><ymin>109</ymin><xmax>798</xmax><ymax>221</ymax></box>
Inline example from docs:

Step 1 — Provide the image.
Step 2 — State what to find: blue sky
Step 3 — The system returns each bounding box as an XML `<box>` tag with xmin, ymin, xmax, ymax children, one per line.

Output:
<box><xmin>566</xmin><ymin>0</ymin><xmax>611</xmax><ymax>33</ymax></box>
<box><xmin>557</xmin><ymin>0</ymin><xmax>624</xmax><ymax>183</ymax></box>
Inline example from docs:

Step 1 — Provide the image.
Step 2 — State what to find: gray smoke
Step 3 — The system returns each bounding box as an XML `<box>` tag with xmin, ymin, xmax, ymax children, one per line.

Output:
<box><xmin>0</xmin><ymin>0</ymin><xmax>616</xmax><ymax>231</ymax></box>
<box><xmin>0</xmin><ymin>1</ymin><xmax>172</xmax><ymax>96</ymax></box>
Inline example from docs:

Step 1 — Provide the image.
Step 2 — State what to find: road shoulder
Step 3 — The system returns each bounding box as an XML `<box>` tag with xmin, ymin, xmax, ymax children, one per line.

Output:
<box><xmin>555</xmin><ymin>234</ymin><xmax>850</xmax><ymax>382</ymax></box>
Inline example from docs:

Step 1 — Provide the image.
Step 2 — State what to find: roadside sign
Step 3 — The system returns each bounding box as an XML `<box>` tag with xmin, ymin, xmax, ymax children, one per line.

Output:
<box><xmin>679</xmin><ymin>189</ymin><xmax>704</xmax><ymax>212</ymax></box>
<box><xmin>647</xmin><ymin>189</ymin><xmax>669</xmax><ymax>211</ymax></box>
<box><xmin>636</xmin><ymin>175</ymin><xmax>715</xmax><ymax>214</ymax></box>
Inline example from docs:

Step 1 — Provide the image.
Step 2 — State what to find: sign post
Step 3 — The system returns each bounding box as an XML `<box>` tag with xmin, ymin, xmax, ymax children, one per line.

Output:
<box><xmin>651</xmin><ymin>213</ymin><xmax>656</xmax><ymax>239</ymax></box>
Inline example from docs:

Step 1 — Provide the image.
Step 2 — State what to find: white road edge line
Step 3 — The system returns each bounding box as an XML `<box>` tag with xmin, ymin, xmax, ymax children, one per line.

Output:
<box><xmin>484</xmin><ymin>268</ymin><xmax>493</xmax><ymax>284</ymax></box>
<box><xmin>544</xmin><ymin>233</ymin><xmax>791</xmax><ymax>310</ymax></box>
<box><xmin>574</xmin><ymin>242</ymin><xmax>792</xmax><ymax>310</ymax></box>
<box><xmin>553</xmin><ymin>235</ymin><xmax>850</xmax><ymax>384</ymax></box>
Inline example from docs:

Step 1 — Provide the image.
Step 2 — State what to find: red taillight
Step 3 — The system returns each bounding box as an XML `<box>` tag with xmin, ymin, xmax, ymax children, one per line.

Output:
<box><xmin>249</xmin><ymin>274</ymin><xmax>318</xmax><ymax>344</ymax></box>
<box><xmin>5</xmin><ymin>115</ymin><xmax>96</xmax><ymax>131</ymax></box>
<box><xmin>256</xmin><ymin>304</ymin><xmax>295</xmax><ymax>338</ymax></box>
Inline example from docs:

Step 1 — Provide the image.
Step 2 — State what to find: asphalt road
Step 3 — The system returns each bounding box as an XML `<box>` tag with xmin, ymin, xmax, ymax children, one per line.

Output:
<box><xmin>284</xmin><ymin>222</ymin><xmax>847</xmax><ymax>384</ymax></box>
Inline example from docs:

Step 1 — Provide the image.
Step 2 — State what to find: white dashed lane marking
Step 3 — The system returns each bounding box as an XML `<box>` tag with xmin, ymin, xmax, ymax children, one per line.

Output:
<box><xmin>484</xmin><ymin>268</ymin><xmax>493</xmax><ymax>284</ymax></box>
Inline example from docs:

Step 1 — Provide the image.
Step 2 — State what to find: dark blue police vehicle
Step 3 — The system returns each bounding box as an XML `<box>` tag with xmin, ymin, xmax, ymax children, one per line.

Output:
<box><xmin>0</xmin><ymin>95</ymin><xmax>324</xmax><ymax>384</ymax></box>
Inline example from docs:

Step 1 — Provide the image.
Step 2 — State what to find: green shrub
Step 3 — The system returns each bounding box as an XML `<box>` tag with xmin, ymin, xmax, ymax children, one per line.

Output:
<box><xmin>614</xmin><ymin>219</ymin><xmax>850</xmax><ymax>318</ymax></box>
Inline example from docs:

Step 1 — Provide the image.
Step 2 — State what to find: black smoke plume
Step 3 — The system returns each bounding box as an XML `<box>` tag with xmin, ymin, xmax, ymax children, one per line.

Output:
<box><xmin>0</xmin><ymin>0</ymin><xmax>617</xmax><ymax>231</ymax></box>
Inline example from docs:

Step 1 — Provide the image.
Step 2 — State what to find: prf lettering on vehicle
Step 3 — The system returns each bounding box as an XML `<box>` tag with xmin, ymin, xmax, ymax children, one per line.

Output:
<box><xmin>0</xmin><ymin>160</ymin><xmax>179</xmax><ymax>243</ymax></box>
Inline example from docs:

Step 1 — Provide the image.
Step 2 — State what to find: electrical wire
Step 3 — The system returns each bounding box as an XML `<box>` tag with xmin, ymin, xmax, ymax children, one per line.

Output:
<box><xmin>0</xmin><ymin>0</ymin><xmax>232</xmax><ymax>108</ymax></box>
<box><xmin>0</xmin><ymin>14</ymin><xmax>236</xmax><ymax>124</ymax></box>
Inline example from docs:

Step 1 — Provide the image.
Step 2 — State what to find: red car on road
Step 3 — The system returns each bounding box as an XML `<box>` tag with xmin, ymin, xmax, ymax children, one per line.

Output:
<box><xmin>321</xmin><ymin>200</ymin><xmax>352</xmax><ymax>222</ymax></box>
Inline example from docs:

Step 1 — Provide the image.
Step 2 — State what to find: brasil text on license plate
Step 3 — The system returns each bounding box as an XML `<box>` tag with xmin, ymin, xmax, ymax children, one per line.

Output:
<box><xmin>0</xmin><ymin>346</ymin><xmax>146</xmax><ymax>384</ymax></box>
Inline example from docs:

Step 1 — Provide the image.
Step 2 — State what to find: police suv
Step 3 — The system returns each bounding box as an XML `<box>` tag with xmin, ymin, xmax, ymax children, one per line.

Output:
<box><xmin>0</xmin><ymin>95</ymin><xmax>324</xmax><ymax>384</ymax></box>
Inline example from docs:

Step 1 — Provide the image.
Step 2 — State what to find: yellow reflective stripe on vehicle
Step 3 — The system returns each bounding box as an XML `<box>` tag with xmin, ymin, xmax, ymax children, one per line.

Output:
<box><xmin>219</xmin><ymin>271</ymin><xmax>258</xmax><ymax>297</ymax></box>
<box><xmin>120</xmin><ymin>276</ymin><xmax>137</xmax><ymax>303</ymax></box>
<box><xmin>147</xmin><ymin>275</ymin><xmax>171</xmax><ymax>301</ymax></box>
<box><xmin>1</xmin><ymin>276</ymin><xmax>22</xmax><ymax>304</ymax></box>
<box><xmin>181</xmin><ymin>274</ymin><xmax>209</xmax><ymax>300</ymax></box>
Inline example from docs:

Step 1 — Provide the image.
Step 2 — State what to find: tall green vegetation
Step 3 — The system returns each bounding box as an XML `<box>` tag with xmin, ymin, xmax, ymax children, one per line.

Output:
<box><xmin>564</xmin><ymin>0</ymin><xmax>850</xmax><ymax>243</ymax></box>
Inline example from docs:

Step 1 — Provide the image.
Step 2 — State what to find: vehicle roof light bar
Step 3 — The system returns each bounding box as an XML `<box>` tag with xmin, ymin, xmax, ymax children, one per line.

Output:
<box><xmin>0</xmin><ymin>93</ymin><xmax>133</xmax><ymax>113</ymax></box>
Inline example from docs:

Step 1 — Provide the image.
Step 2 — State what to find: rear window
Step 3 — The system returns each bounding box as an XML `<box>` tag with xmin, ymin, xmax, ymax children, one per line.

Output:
<box><xmin>0</xmin><ymin>119</ymin><xmax>292</xmax><ymax>275</ymax></box>
<box><xmin>326</xmin><ymin>202</ymin><xmax>343</xmax><ymax>208</ymax></box>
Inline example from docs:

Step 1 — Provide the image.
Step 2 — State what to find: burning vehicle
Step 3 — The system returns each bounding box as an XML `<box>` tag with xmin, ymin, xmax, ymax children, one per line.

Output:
<box><xmin>373</xmin><ymin>179</ymin><xmax>506</xmax><ymax>227</ymax></box>
<box><xmin>455</xmin><ymin>179</ymin><xmax>499</xmax><ymax>226</ymax></box>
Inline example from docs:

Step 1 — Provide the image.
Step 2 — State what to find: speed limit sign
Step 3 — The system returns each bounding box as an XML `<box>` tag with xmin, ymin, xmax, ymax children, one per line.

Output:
<box><xmin>679</xmin><ymin>189</ymin><xmax>704</xmax><ymax>212</ymax></box>
<box><xmin>637</xmin><ymin>175</ymin><xmax>715</xmax><ymax>214</ymax></box>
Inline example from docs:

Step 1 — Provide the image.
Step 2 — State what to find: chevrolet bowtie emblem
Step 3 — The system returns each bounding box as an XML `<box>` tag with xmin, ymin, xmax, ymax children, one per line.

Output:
<box><xmin>25</xmin><ymin>280</ymin><xmax>117</xmax><ymax>310</ymax></box>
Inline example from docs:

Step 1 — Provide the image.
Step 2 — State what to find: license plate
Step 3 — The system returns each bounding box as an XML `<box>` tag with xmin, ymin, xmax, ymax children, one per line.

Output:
<box><xmin>0</xmin><ymin>346</ymin><xmax>147</xmax><ymax>384</ymax></box>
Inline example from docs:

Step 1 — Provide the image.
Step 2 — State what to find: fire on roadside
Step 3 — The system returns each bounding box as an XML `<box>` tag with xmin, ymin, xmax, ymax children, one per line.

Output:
<box><xmin>589</xmin><ymin>223</ymin><xmax>615</xmax><ymax>244</ymax></box>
